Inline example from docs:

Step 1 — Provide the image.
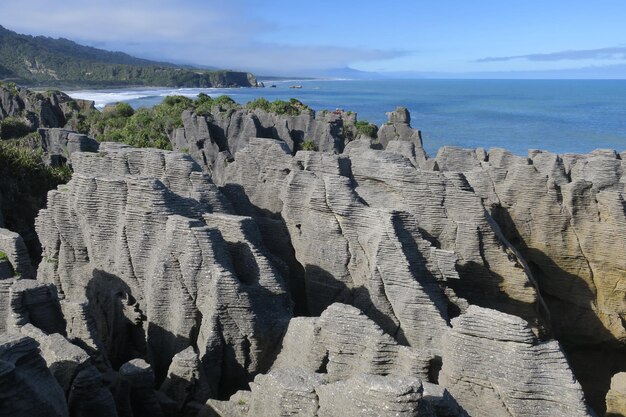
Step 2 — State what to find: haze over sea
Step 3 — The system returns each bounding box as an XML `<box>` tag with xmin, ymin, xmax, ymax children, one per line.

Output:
<box><xmin>67</xmin><ymin>79</ymin><xmax>626</xmax><ymax>157</ymax></box>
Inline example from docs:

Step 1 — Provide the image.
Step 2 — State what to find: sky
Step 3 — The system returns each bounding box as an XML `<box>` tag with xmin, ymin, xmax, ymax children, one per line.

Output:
<box><xmin>1</xmin><ymin>0</ymin><xmax>626</xmax><ymax>77</ymax></box>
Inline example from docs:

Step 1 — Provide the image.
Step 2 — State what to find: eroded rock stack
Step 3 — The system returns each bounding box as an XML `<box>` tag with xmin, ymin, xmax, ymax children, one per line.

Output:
<box><xmin>1</xmin><ymin>103</ymin><xmax>621</xmax><ymax>416</ymax></box>
<box><xmin>435</xmin><ymin>145</ymin><xmax>626</xmax><ymax>412</ymax></box>
<box><xmin>35</xmin><ymin>144</ymin><xmax>293</xmax><ymax>405</ymax></box>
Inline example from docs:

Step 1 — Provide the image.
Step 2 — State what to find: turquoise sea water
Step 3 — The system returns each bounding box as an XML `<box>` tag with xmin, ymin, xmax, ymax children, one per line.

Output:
<box><xmin>67</xmin><ymin>79</ymin><xmax>626</xmax><ymax>157</ymax></box>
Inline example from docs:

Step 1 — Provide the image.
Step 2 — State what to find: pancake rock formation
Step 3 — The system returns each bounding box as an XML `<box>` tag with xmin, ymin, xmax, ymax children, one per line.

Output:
<box><xmin>1</xmin><ymin>103</ymin><xmax>623</xmax><ymax>416</ymax></box>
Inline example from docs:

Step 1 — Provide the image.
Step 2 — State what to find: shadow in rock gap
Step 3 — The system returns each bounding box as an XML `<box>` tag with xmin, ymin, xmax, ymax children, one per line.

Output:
<box><xmin>492</xmin><ymin>205</ymin><xmax>624</xmax><ymax>415</ymax></box>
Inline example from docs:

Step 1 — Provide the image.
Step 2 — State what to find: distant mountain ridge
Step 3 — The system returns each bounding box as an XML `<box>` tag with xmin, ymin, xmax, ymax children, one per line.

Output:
<box><xmin>0</xmin><ymin>25</ymin><xmax>257</xmax><ymax>88</ymax></box>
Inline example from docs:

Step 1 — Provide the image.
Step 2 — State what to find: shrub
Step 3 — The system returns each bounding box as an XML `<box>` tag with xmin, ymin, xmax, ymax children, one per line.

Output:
<box><xmin>355</xmin><ymin>120</ymin><xmax>378</xmax><ymax>138</ymax></box>
<box><xmin>246</xmin><ymin>97</ymin><xmax>272</xmax><ymax>112</ymax></box>
<box><xmin>113</xmin><ymin>102</ymin><xmax>134</xmax><ymax>118</ymax></box>
<box><xmin>301</xmin><ymin>139</ymin><xmax>317</xmax><ymax>151</ymax></box>
<box><xmin>0</xmin><ymin>117</ymin><xmax>32</xmax><ymax>139</ymax></box>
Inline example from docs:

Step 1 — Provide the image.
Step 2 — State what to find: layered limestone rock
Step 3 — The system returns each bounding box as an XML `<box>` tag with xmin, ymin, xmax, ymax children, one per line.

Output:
<box><xmin>0</xmin><ymin>334</ymin><xmax>69</xmax><ymax>417</ymax></box>
<box><xmin>435</xmin><ymin>146</ymin><xmax>626</xmax><ymax>412</ymax></box>
<box><xmin>19</xmin><ymin>324</ymin><xmax>117</xmax><ymax>417</ymax></box>
<box><xmin>160</xmin><ymin>346</ymin><xmax>211</xmax><ymax>417</ymax></box>
<box><xmin>7</xmin><ymin>280</ymin><xmax>66</xmax><ymax>335</ymax></box>
<box><xmin>35</xmin><ymin>145</ymin><xmax>292</xmax><ymax>399</ymax></box>
<box><xmin>273</xmin><ymin>303</ymin><xmax>431</xmax><ymax>381</ymax></box>
<box><xmin>377</xmin><ymin>107</ymin><xmax>428</xmax><ymax>167</ymax></box>
<box><xmin>203</xmin><ymin>368</ymin><xmax>427</xmax><ymax>417</ymax></box>
<box><xmin>37</xmin><ymin>128</ymin><xmax>100</xmax><ymax>167</ymax></box>
<box><xmin>0</xmin><ymin>228</ymin><xmax>34</xmax><ymax>279</ymax></box>
<box><xmin>0</xmin><ymin>84</ymin><xmax>93</xmax><ymax>137</ymax></box>
<box><xmin>347</xmin><ymin>148</ymin><xmax>543</xmax><ymax>329</ymax></box>
<box><xmin>171</xmin><ymin>105</ymin><xmax>364</xmax><ymax>176</ymax></box>
<box><xmin>280</xmin><ymin>164</ymin><xmax>453</xmax><ymax>355</ymax></box>
<box><xmin>0</xmin><ymin>228</ymin><xmax>34</xmax><ymax>332</ymax></box>
<box><xmin>440</xmin><ymin>305</ymin><xmax>592</xmax><ymax>417</ymax></box>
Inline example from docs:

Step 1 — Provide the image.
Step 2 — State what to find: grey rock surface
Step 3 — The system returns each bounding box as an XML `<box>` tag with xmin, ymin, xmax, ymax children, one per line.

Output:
<box><xmin>8</xmin><ymin>279</ymin><xmax>66</xmax><ymax>335</ymax></box>
<box><xmin>440</xmin><ymin>305</ymin><xmax>593</xmax><ymax>417</ymax></box>
<box><xmin>0</xmin><ymin>228</ymin><xmax>34</xmax><ymax>279</ymax></box>
<box><xmin>436</xmin><ymin>146</ymin><xmax>626</xmax><ymax>411</ymax></box>
<box><xmin>0</xmin><ymin>84</ymin><xmax>93</xmax><ymax>137</ymax></box>
<box><xmin>273</xmin><ymin>303</ymin><xmax>431</xmax><ymax>381</ymax></box>
<box><xmin>204</xmin><ymin>368</ymin><xmax>429</xmax><ymax>417</ymax></box>
<box><xmin>0</xmin><ymin>334</ymin><xmax>69</xmax><ymax>417</ymax></box>
<box><xmin>37</xmin><ymin>128</ymin><xmax>100</xmax><ymax>166</ymax></box>
<box><xmin>159</xmin><ymin>346</ymin><xmax>211</xmax><ymax>417</ymax></box>
<box><xmin>35</xmin><ymin>144</ymin><xmax>292</xmax><ymax>399</ymax></box>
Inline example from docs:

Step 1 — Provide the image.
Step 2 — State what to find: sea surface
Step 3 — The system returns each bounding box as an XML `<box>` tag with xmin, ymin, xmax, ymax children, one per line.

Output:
<box><xmin>66</xmin><ymin>79</ymin><xmax>626</xmax><ymax>157</ymax></box>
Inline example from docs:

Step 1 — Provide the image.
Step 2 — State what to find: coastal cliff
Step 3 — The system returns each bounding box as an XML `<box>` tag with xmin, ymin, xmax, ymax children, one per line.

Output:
<box><xmin>0</xmin><ymin>90</ymin><xmax>624</xmax><ymax>416</ymax></box>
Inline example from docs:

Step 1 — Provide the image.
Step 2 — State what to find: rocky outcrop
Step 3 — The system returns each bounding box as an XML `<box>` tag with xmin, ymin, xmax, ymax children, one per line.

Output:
<box><xmin>378</xmin><ymin>107</ymin><xmax>428</xmax><ymax>164</ymax></box>
<box><xmin>440</xmin><ymin>305</ymin><xmax>592</xmax><ymax>417</ymax></box>
<box><xmin>273</xmin><ymin>303</ymin><xmax>431</xmax><ymax>381</ymax></box>
<box><xmin>35</xmin><ymin>144</ymin><xmax>292</xmax><ymax>399</ymax></box>
<box><xmin>435</xmin><ymin>146</ymin><xmax>626</xmax><ymax>412</ymax></box>
<box><xmin>35</xmin><ymin>128</ymin><xmax>100</xmax><ymax>166</ymax></box>
<box><xmin>0</xmin><ymin>84</ymin><xmax>91</xmax><ymax>138</ymax></box>
<box><xmin>7</xmin><ymin>280</ymin><xmax>66</xmax><ymax>335</ymax></box>
<box><xmin>203</xmin><ymin>368</ymin><xmax>428</xmax><ymax>417</ymax></box>
<box><xmin>5</xmin><ymin>103</ymin><xmax>624</xmax><ymax>416</ymax></box>
<box><xmin>0</xmin><ymin>228</ymin><xmax>34</xmax><ymax>279</ymax></box>
<box><xmin>171</xmin><ymin>106</ymin><xmax>363</xmax><ymax>176</ymax></box>
<box><xmin>0</xmin><ymin>334</ymin><xmax>69</xmax><ymax>417</ymax></box>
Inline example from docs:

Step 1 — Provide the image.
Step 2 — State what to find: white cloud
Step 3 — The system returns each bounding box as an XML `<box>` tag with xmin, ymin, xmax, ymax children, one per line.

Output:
<box><xmin>0</xmin><ymin>1</ymin><xmax>406</xmax><ymax>74</ymax></box>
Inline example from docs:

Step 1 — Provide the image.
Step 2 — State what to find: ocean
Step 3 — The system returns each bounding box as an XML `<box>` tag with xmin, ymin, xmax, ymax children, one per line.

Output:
<box><xmin>66</xmin><ymin>79</ymin><xmax>626</xmax><ymax>157</ymax></box>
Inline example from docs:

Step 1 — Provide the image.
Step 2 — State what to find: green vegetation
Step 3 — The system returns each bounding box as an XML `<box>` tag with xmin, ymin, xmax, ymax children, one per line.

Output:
<box><xmin>0</xmin><ymin>251</ymin><xmax>13</xmax><ymax>275</ymax></box>
<box><xmin>0</xmin><ymin>139</ymin><xmax>71</xmax><ymax>182</ymax></box>
<box><xmin>78</xmin><ymin>99</ymin><xmax>192</xmax><ymax>150</ymax></box>
<box><xmin>355</xmin><ymin>120</ymin><xmax>378</xmax><ymax>138</ymax></box>
<box><xmin>0</xmin><ymin>25</ymin><xmax>256</xmax><ymax>88</ymax></box>
<box><xmin>0</xmin><ymin>139</ymin><xmax>72</xmax><ymax>256</ymax></box>
<box><xmin>247</xmin><ymin>97</ymin><xmax>311</xmax><ymax>116</ymax></box>
<box><xmin>0</xmin><ymin>116</ymin><xmax>31</xmax><ymax>139</ymax></box>
<box><xmin>301</xmin><ymin>138</ymin><xmax>317</xmax><ymax>151</ymax></box>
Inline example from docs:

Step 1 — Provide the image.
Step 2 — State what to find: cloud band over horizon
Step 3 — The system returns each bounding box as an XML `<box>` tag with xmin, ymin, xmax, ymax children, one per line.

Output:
<box><xmin>476</xmin><ymin>46</ymin><xmax>626</xmax><ymax>63</ymax></box>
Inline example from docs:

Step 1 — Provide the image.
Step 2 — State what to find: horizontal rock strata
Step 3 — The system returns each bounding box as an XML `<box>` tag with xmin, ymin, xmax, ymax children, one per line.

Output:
<box><xmin>440</xmin><ymin>305</ymin><xmax>592</xmax><ymax>417</ymax></box>
<box><xmin>35</xmin><ymin>145</ymin><xmax>292</xmax><ymax>399</ymax></box>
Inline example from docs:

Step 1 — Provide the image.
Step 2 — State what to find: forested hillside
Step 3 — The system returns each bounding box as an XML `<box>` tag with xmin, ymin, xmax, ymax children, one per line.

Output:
<box><xmin>0</xmin><ymin>25</ymin><xmax>257</xmax><ymax>87</ymax></box>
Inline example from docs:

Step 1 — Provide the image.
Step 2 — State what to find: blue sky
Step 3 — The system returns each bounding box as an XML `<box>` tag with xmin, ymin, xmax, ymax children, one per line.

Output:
<box><xmin>2</xmin><ymin>0</ymin><xmax>626</xmax><ymax>77</ymax></box>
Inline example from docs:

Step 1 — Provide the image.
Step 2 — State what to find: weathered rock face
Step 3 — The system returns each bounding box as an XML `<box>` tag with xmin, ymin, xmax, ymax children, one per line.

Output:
<box><xmin>606</xmin><ymin>372</ymin><xmax>626</xmax><ymax>417</ymax></box>
<box><xmin>0</xmin><ymin>84</ymin><xmax>92</xmax><ymax>137</ymax></box>
<box><xmin>35</xmin><ymin>144</ymin><xmax>293</xmax><ymax>398</ymax></box>
<box><xmin>280</xmin><ymin>158</ymin><xmax>453</xmax><ymax>355</ymax></box>
<box><xmin>347</xmin><ymin>148</ymin><xmax>542</xmax><ymax>329</ymax></box>
<box><xmin>440</xmin><ymin>305</ymin><xmax>592</xmax><ymax>417</ymax></box>
<box><xmin>204</xmin><ymin>368</ymin><xmax>428</xmax><ymax>417</ymax></box>
<box><xmin>36</xmin><ymin>128</ymin><xmax>100</xmax><ymax>167</ymax></box>
<box><xmin>171</xmin><ymin>106</ymin><xmax>365</xmax><ymax>177</ymax></box>
<box><xmin>0</xmin><ymin>228</ymin><xmax>34</xmax><ymax>279</ymax></box>
<box><xmin>273</xmin><ymin>303</ymin><xmax>431</xmax><ymax>381</ymax></box>
<box><xmin>0</xmin><ymin>334</ymin><xmax>69</xmax><ymax>417</ymax></box>
<box><xmin>6</xmin><ymin>104</ymin><xmax>624</xmax><ymax>415</ymax></box>
<box><xmin>377</xmin><ymin>107</ymin><xmax>428</xmax><ymax>165</ymax></box>
<box><xmin>435</xmin><ymin>146</ymin><xmax>626</xmax><ymax>412</ymax></box>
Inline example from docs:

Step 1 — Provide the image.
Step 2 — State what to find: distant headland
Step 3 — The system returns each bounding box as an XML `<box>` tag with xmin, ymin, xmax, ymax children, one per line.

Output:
<box><xmin>0</xmin><ymin>25</ymin><xmax>258</xmax><ymax>88</ymax></box>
